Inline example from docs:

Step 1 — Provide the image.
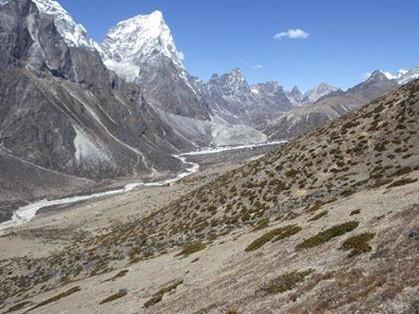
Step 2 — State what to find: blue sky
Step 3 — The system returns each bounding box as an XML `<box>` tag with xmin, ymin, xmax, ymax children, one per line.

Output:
<box><xmin>60</xmin><ymin>0</ymin><xmax>419</xmax><ymax>91</ymax></box>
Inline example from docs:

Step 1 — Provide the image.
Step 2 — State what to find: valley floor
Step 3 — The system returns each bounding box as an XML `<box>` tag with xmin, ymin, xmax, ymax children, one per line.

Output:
<box><xmin>0</xmin><ymin>158</ymin><xmax>246</xmax><ymax>261</ymax></box>
<box><xmin>0</xmin><ymin>165</ymin><xmax>418</xmax><ymax>313</ymax></box>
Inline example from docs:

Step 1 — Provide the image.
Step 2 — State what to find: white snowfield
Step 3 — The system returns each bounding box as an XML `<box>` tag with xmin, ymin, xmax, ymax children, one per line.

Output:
<box><xmin>0</xmin><ymin>142</ymin><xmax>284</xmax><ymax>231</ymax></box>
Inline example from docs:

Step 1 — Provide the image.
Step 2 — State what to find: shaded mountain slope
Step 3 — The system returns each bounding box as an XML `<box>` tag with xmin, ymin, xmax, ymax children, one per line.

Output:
<box><xmin>0</xmin><ymin>150</ymin><xmax>92</xmax><ymax>222</ymax></box>
<box><xmin>0</xmin><ymin>0</ymin><xmax>194</xmax><ymax>183</ymax></box>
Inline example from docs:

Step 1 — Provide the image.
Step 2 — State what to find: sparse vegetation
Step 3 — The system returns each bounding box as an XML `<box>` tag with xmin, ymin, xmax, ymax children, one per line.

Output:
<box><xmin>1</xmin><ymin>76</ymin><xmax>418</xmax><ymax>313</ymax></box>
<box><xmin>175</xmin><ymin>242</ymin><xmax>206</xmax><ymax>257</ymax></box>
<box><xmin>296</xmin><ymin>221</ymin><xmax>359</xmax><ymax>251</ymax></box>
<box><xmin>104</xmin><ymin>269</ymin><xmax>129</xmax><ymax>282</ymax></box>
<box><xmin>99</xmin><ymin>289</ymin><xmax>128</xmax><ymax>305</ymax></box>
<box><xmin>27</xmin><ymin>286</ymin><xmax>81</xmax><ymax>311</ymax></box>
<box><xmin>245</xmin><ymin>225</ymin><xmax>302</xmax><ymax>252</ymax></box>
<box><xmin>308</xmin><ymin>210</ymin><xmax>328</xmax><ymax>222</ymax></box>
<box><xmin>340</xmin><ymin>232</ymin><xmax>375</xmax><ymax>257</ymax></box>
<box><xmin>350</xmin><ymin>209</ymin><xmax>361</xmax><ymax>216</ymax></box>
<box><xmin>387</xmin><ymin>177</ymin><xmax>418</xmax><ymax>188</ymax></box>
<box><xmin>260</xmin><ymin>269</ymin><xmax>314</xmax><ymax>294</ymax></box>
<box><xmin>6</xmin><ymin>301</ymin><xmax>32</xmax><ymax>313</ymax></box>
<box><xmin>144</xmin><ymin>280</ymin><xmax>183</xmax><ymax>308</ymax></box>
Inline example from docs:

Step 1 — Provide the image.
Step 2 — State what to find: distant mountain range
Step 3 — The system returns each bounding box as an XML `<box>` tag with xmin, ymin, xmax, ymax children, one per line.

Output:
<box><xmin>265</xmin><ymin>70</ymin><xmax>400</xmax><ymax>140</ymax></box>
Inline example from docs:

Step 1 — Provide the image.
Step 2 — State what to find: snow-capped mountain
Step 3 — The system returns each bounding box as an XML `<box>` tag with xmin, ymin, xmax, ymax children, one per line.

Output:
<box><xmin>365</xmin><ymin>70</ymin><xmax>391</xmax><ymax>84</ymax></box>
<box><xmin>100</xmin><ymin>10</ymin><xmax>184</xmax><ymax>82</ymax></box>
<box><xmin>4</xmin><ymin>0</ymin><xmax>95</xmax><ymax>49</ymax></box>
<box><xmin>302</xmin><ymin>83</ymin><xmax>340</xmax><ymax>103</ymax></box>
<box><xmin>99</xmin><ymin>10</ymin><xmax>210</xmax><ymax>120</ymax></box>
<box><xmin>0</xmin><ymin>0</ymin><xmax>198</xmax><ymax>184</ymax></box>
<box><xmin>383</xmin><ymin>66</ymin><xmax>419</xmax><ymax>85</ymax></box>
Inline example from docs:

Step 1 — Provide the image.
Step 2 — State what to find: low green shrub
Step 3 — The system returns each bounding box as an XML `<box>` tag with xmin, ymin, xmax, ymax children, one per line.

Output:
<box><xmin>387</xmin><ymin>178</ymin><xmax>417</xmax><ymax>188</ymax></box>
<box><xmin>245</xmin><ymin>225</ymin><xmax>302</xmax><ymax>252</ymax></box>
<box><xmin>104</xmin><ymin>269</ymin><xmax>129</xmax><ymax>282</ymax></box>
<box><xmin>340</xmin><ymin>232</ymin><xmax>375</xmax><ymax>257</ymax></box>
<box><xmin>175</xmin><ymin>242</ymin><xmax>206</xmax><ymax>257</ymax></box>
<box><xmin>308</xmin><ymin>210</ymin><xmax>328</xmax><ymax>222</ymax></box>
<box><xmin>349</xmin><ymin>209</ymin><xmax>361</xmax><ymax>216</ymax></box>
<box><xmin>28</xmin><ymin>286</ymin><xmax>81</xmax><ymax>311</ymax></box>
<box><xmin>295</xmin><ymin>221</ymin><xmax>359</xmax><ymax>251</ymax></box>
<box><xmin>99</xmin><ymin>290</ymin><xmax>128</xmax><ymax>305</ymax></box>
<box><xmin>261</xmin><ymin>269</ymin><xmax>314</xmax><ymax>294</ymax></box>
<box><xmin>144</xmin><ymin>280</ymin><xmax>183</xmax><ymax>308</ymax></box>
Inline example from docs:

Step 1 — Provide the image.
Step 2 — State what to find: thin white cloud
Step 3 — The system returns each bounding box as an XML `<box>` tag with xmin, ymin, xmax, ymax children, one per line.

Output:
<box><xmin>274</xmin><ymin>28</ymin><xmax>309</xmax><ymax>40</ymax></box>
<box><xmin>252</xmin><ymin>64</ymin><xmax>263</xmax><ymax>70</ymax></box>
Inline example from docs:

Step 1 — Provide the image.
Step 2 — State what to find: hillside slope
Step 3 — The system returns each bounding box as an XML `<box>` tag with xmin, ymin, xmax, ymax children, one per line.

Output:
<box><xmin>1</xmin><ymin>81</ymin><xmax>418</xmax><ymax>313</ymax></box>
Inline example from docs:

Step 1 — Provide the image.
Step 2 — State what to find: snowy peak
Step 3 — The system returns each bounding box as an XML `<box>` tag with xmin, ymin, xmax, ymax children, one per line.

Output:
<box><xmin>0</xmin><ymin>0</ymin><xmax>93</xmax><ymax>48</ymax></box>
<box><xmin>382</xmin><ymin>66</ymin><xmax>419</xmax><ymax>85</ymax></box>
<box><xmin>31</xmin><ymin>0</ymin><xmax>93</xmax><ymax>48</ymax></box>
<box><xmin>398</xmin><ymin>66</ymin><xmax>419</xmax><ymax>85</ymax></box>
<box><xmin>303</xmin><ymin>83</ymin><xmax>340</xmax><ymax>103</ymax></box>
<box><xmin>365</xmin><ymin>70</ymin><xmax>391</xmax><ymax>84</ymax></box>
<box><xmin>101</xmin><ymin>10</ymin><xmax>184</xmax><ymax>72</ymax></box>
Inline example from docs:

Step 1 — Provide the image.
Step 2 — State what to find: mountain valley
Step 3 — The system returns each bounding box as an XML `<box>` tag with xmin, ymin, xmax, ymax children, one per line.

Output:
<box><xmin>0</xmin><ymin>0</ymin><xmax>418</xmax><ymax>313</ymax></box>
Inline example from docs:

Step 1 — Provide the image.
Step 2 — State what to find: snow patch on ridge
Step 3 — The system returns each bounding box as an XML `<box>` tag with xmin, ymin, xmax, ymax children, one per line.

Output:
<box><xmin>31</xmin><ymin>0</ymin><xmax>94</xmax><ymax>48</ymax></box>
<box><xmin>378</xmin><ymin>67</ymin><xmax>419</xmax><ymax>85</ymax></box>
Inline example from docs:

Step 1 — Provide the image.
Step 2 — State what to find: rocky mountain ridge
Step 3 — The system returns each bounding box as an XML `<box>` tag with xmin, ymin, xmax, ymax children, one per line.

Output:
<box><xmin>98</xmin><ymin>10</ymin><xmax>211</xmax><ymax>121</ymax></box>
<box><xmin>265</xmin><ymin>70</ymin><xmax>400</xmax><ymax>140</ymax></box>
<box><xmin>0</xmin><ymin>0</ymin><xmax>195</xmax><ymax>198</ymax></box>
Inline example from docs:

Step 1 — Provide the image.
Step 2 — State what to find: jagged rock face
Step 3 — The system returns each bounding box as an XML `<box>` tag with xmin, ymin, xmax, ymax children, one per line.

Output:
<box><xmin>202</xmin><ymin>69</ymin><xmax>293</xmax><ymax>126</ymax></box>
<box><xmin>204</xmin><ymin>69</ymin><xmax>252</xmax><ymax>122</ymax></box>
<box><xmin>252</xmin><ymin>81</ymin><xmax>295</xmax><ymax>112</ymax></box>
<box><xmin>266</xmin><ymin>71</ymin><xmax>399</xmax><ymax>140</ymax></box>
<box><xmin>100</xmin><ymin>11</ymin><xmax>211</xmax><ymax>120</ymax></box>
<box><xmin>302</xmin><ymin>83</ymin><xmax>340</xmax><ymax>103</ymax></box>
<box><xmin>286</xmin><ymin>86</ymin><xmax>304</xmax><ymax>105</ymax></box>
<box><xmin>0</xmin><ymin>0</ymin><xmax>193</xmax><ymax>182</ymax></box>
<box><xmin>31</xmin><ymin>0</ymin><xmax>94</xmax><ymax>48</ymax></box>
